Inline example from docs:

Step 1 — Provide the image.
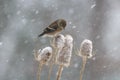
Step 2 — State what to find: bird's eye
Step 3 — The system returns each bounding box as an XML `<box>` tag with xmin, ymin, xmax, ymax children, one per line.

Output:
<box><xmin>59</xmin><ymin>21</ymin><xmax>66</xmax><ymax>27</ymax></box>
<box><xmin>60</xmin><ymin>22</ymin><xmax>64</xmax><ymax>26</ymax></box>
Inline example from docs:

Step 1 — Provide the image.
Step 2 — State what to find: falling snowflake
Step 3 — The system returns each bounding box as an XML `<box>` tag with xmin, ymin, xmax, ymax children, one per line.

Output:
<box><xmin>16</xmin><ymin>11</ymin><xmax>21</xmax><ymax>15</ymax></box>
<box><xmin>91</xmin><ymin>4</ymin><xmax>96</xmax><ymax>9</ymax></box>
<box><xmin>6</xmin><ymin>59</ymin><xmax>9</xmax><ymax>63</ymax></box>
<box><xmin>35</xmin><ymin>10</ymin><xmax>39</xmax><ymax>14</ymax></box>
<box><xmin>24</xmin><ymin>40</ymin><xmax>28</xmax><ymax>44</ymax></box>
<box><xmin>22</xmin><ymin>18</ymin><xmax>27</xmax><ymax>24</ymax></box>
<box><xmin>74</xmin><ymin>63</ymin><xmax>79</xmax><ymax>68</ymax></box>
<box><xmin>72</xmin><ymin>26</ymin><xmax>76</xmax><ymax>29</ymax></box>
<box><xmin>96</xmin><ymin>35</ymin><xmax>100</xmax><ymax>39</ymax></box>
<box><xmin>69</xmin><ymin>21</ymin><xmax>72</xmax><ymax>25</ymax></box>
<box><xmin>21</xmin><ymin>58</ymin><xmax>25</xmax><ymax>61</ymax></box>
<box><xmin>0</xmin><ymin>42</ymin><xmax>3</xmax><ymax>46</ymax></box>
<box><xmin>69</xmin><ymin>9</ymin><xmax>74</xmax><ymax>14</ymax></box>
<box><xmin>31</xmin><ymin>19</ymin><xmax>35</xmax><ymax>22</ymax></box>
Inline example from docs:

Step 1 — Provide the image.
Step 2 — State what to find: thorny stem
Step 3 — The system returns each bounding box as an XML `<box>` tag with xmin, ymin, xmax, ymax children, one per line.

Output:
<box><xmin>80</xmin><ymin>56</ymin><xmax>87</xmax><ymax>80</ymax></box>
<box><xmin>48</xmin><ymin>48</ymin><xmax>58</xmax><ymax>80</ymax></box>
<box><xmin>37</xmin><ymin>62</ymin><xmax>43</xmax><ymax>80</ymax></box>
<box><xmin>33</xmin><ymin>46</ymin><xmax>42</xmax><ymax>80</ymax></box>
<box><xmin>56</xmin><ymin>65</ymin><xmax>63</xmax><ymax>80</ymax></box>
<box><xmin>48</xmin><ymin>61</ymin><xmax>53</xmax><ymax>80</ymax></box>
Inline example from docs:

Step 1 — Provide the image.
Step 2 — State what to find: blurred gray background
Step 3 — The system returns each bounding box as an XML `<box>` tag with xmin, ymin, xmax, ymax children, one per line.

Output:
<box><xmin>0</xmin><ymin>0</ymin><xmax>120</xmax><ymax>80</ymax></box>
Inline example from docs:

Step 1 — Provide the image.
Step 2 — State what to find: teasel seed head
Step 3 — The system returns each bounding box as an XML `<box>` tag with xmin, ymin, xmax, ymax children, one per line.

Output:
<box><xmin>79</xmin><ymin>39</ymin><xmax>93</xmax><ymax>58</ymax></box>
<box><xmin>52</xmin><ymin>34</ymin><xmax>65</xmax><ymax>49</ymax></box>
<box><xmin>56</xmin><ymin>35</ymin><xmax>73</xmax><ymax>67</ymax></box>
<box><xmin>34</xmin><ymin>47</ymin><xmax>53</xmax><ymax>64</ymax></box>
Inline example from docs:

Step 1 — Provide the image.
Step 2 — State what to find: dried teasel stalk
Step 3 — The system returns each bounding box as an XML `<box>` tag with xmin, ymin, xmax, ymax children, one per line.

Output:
<box><xmin>48</xmin><ymin>34</ymin><xmax>65</xmax><ymax>80</ymax></box>
<box><xmin>56</xmin><ymin>35</ymin><xmax>73</xmax><ymax>80</ymax></box>
<box><xmin>78</xmin><ymin>39</ymin><xmax>93</xmax><ymax>80</ymax></box>
<box><xmin>33</xmin><ymin>47</ymin><xmax>52</xmax><ymax>80</ymax></box>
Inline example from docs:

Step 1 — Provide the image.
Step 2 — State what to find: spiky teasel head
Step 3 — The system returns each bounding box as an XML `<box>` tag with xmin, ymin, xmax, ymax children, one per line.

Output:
<box><xmin>79</xmin><ymin>39</ymin><xmax>93</xmax><ymax>58</ymax></box>
<box><xmin>52</xmin><ymin>34</ymin><xmax>65</xmax><ymax>49</ymax></box>
<box><xmin>34</xmin><ymin>47</ymin><xmax>53</xmax><ymax>65</ymax></box>
<box><xmin>56</xmin><ymin>35</ymin><xmax>73</xmax><ymax>67</ymax></box>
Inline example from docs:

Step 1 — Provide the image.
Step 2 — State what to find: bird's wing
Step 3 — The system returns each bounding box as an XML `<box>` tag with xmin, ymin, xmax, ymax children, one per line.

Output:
<box><xmin>44</xmin><ymin>22</ymin><xmax>58</xmax><ymax>33</ymax></box>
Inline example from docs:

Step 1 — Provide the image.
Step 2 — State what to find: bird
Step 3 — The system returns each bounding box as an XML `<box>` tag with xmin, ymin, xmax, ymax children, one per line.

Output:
<box><xmin>38</xmin><ymin>19</ymin><xmax>67</xmax><ymax>37</ymax></box>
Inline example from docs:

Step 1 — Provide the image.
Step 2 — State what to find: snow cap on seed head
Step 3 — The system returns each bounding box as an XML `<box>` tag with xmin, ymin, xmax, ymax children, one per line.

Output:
<box><xmin>35</xmin><ymin>47</ymin><xmax>52</xmax><ymax>64</ymax></box>
<box><xmin>79</xmin><ymin>39</ymin><xmax>93</xmax><ymax>58</ymax></box>
<box><xmin>52</xmin><ymin>34</ymin><xmax>65</xmax><ymax>49</ymax></box>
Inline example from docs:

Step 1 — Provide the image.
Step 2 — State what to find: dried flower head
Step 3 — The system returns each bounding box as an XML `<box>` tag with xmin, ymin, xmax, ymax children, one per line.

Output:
<box><xmin>79</xmin><ymin>39</ymin><xmax>93</xmax><ymax>58</ymax></box>
<box><xmin>34</xmin><ymin>47</ymin><xmax>52</xmax><ymax>64</ymax></box>
<box><xmin>52</xmin><ymin>34</ymin><xmax>65</xmax><ymax>49</ymax></box>
<box><xmin>56</xmin><ymin>35</ymin><xmax>73</xmax><ymax>67</ymax></box>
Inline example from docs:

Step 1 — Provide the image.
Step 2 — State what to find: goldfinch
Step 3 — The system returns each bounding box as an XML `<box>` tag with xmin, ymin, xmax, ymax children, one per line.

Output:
<box><xmin>38</xmin><ymin>19</ymin><xmax>66</xmax><ymax>37</ymax></box>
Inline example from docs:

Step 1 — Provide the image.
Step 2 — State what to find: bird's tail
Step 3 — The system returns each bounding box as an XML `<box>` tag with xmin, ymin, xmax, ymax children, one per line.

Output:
<box><xmin>38</xmin><ymin>32</ymin><xmax>45</xmax><ymax>37</ymax></box>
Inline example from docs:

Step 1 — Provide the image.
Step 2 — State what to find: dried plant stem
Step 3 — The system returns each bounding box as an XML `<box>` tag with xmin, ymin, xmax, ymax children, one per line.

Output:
<box><xmin>56</xmin><ymin>65</ymin><xmax>63</xmax><ymax>80</ymax></box>
<box><xmin>37</xmin><ymin>62</ymin><xmax>43</xmax><ymax>80</ymax></box>
<box><xmin>48</xmin><ymin>62</ymin><xmax>53</xmax><ymax>80</ymax></box>
<box><xmin>80</xmin><ymin>56</ymin><xmax>87</xmax><ymax>80</ymax></box>
<box><xmin>48</xmin><ymin>48</ymin><xmax>58</xmax><ymax>80</ymax></box>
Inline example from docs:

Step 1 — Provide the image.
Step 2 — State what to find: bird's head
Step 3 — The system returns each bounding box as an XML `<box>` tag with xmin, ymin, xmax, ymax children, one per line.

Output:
<box><xmin>58</xmin><ymin>19</ymin><xmax>67</xmax><ymax>29</ymax></box>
